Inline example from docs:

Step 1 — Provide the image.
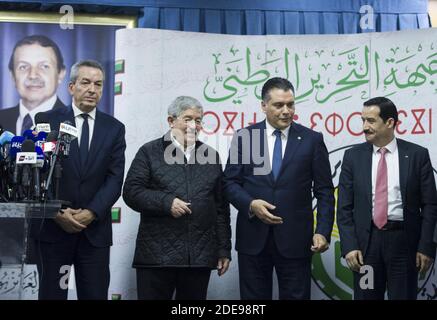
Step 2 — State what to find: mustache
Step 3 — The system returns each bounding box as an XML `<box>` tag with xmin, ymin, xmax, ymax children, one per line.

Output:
<box><xmin>363</xmin><ymin>129</ymin><xmax>373</xmax><ymax>134</ymax></box>
<box><xmin>24</xmin><ymin>79</ymin><xmax>44</xmax><ymax>87</ymax></box>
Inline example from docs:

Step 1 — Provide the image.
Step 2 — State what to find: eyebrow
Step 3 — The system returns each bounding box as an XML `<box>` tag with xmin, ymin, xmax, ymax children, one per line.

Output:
<box><xmin>81</xmin><ymin>78</ymin><xmax>103</xmax><ymax>83</ymax></box>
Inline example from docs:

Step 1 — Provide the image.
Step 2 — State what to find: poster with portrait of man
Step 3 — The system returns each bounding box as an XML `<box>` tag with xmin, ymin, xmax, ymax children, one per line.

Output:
<box><xmin>0</xmin><ymin>11</ymin><xmax>135</xmax><ymax>134</ymax></box>
<box><xmin>0</xmin><ymin>11</ymin><xmax>135</xmax><ymax>299</ymax></box>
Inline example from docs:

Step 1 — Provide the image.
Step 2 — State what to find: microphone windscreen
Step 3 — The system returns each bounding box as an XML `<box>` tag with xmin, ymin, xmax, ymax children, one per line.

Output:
<box><xmin>36</xmin><ymin>131</ymin><xmax>47</xmax><ymax>141</ymax></box>
<box><xmin>23</xmin><ymin>129</ymin><xmax>36</xmax><ymax>140</ymax></box>
<box><xmin>10</xmin><ymin>136</ymin><xmax>24</xmax><ymax>158</ymax></box>
<box><xmin>47</xmin><ymin>130</ymin><xmax>58</xmax><ymax>142</ymax></box>
<box><xmin>21</xmin><ymin>139</ymin><xmax>36</xmax><ymax>152</ymax></box>
<box><xmin>0</xmin><ymin>131</ymin><xmax>15</xmax><ymax>146</ymax></box>
<box><xmin>35</xmin><ymin>112</ymin><xmax>50</xmax><ymax>124</ymax></box>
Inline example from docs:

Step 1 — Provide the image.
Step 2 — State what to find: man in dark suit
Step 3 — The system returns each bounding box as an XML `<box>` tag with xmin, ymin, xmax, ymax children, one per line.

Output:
<box><xmin>31</xmin><ymin>60</ymin><xmax>126</xmax><ymax>300</ymax></box>
<box><xmin>337</xmin><ymin>97</ymin><xmax>437</xmax><ymax>300</ymax></box>
<box><xmin>223</xmin><ymin>77</ymin><xmax>335</xmax><ymax>300</ymax></box>
<box><xmin>0</xmin><ymin>35</ymin><xmax>66</xmax><ymax>134</ymax></box>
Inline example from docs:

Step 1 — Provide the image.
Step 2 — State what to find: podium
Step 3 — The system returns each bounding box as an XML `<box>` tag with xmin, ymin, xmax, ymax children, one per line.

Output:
<box><xmin>0</xmin><ymin>201</ymin><xmax>64</xmax><ymax>300</ymax></box>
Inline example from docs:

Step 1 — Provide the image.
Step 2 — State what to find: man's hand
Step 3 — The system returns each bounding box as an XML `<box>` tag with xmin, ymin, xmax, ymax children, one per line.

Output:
<box><xmin>416</xmin><ymin>252</ymin><xmax>433</xmax><ymax>275</ymax></box>
<box><xmin>72</xmin><ymin>209</ymin><xmax>96</xmax><ymax>226</ymax></box>
<box><xmin>249</xmin><ymin>199</ymin><xmax>283</xmax><ymax>225</ymax></box>
<box><xmin>345</xmin><ymin>250</ymin><xmax>364</xmax><ymax>272</ymax></box>
<box><xmin>170</xmin><ymin>198</ymin><xmax>192</xmax><ymax>218</ymax></box>
<box><xmin>311</xmin><ymin>234</ymin><xmax>329</xmax><ymax>253</ymax></box>
<box><xmin>217</xmin><ymin>257</ymin><xmax>230</xmax><ymax>276</ymax></box>
<box><xmin>55</xmin><ymin>208</ymin><xmax>86</xmax><ymax>234</ymax></box>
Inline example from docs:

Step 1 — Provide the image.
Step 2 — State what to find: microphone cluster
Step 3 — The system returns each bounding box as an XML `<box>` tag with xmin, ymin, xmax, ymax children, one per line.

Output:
<box><xmin>0</xmin><ymin>113</ymin><xmax>78</xmax><ymax>202</ymax></box>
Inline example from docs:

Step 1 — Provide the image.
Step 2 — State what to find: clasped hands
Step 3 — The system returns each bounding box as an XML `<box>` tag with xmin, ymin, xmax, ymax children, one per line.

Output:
<box><xmin>55</xmin><ymin>208</ymin><xmax>96</xmax><ymax>233</ymax></box>
<box><xmin>249</xmin><ymin>199</ymin><xmax>329</xmax><ymax>253</ymax></box>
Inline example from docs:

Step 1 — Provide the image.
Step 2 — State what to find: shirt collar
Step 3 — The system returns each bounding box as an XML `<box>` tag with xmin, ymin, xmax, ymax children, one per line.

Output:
<box><xmin>372</xmin><ymin>137</ymin><xmax>397</xmax><ymax>155</ymax></box>
<box><xmin>171</xmin><ymin>133</ymin><xmax>195</xmax><ymax>154</ymax></box>
<box><xmin>72</xmin><ymin>102</ymin><xmax>96</xmax><ymax>120</ymax></box>
<box><xmin>265</xmin><ymin>119</ymin><xmax>290</xmax><ymax>138</ymax></box>
<box><xmin>19</xmin><ymin>94</ymin><xmax>58</xmax><ymax>119</ymax></box>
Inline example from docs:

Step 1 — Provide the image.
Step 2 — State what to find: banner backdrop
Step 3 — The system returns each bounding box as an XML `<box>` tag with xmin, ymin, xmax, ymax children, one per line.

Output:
<box><xmin>110</xmin><ymin>27</ymin><xmax>437</xmax><ymax>300</ymax></box>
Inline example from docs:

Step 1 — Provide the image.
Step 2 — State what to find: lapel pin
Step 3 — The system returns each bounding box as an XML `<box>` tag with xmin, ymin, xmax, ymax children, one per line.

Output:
<box><xmin>405</xmin><ymin>155</ymin><xmax>408</xmax><ymax>158</ymax></box>
<box><xmin>297</xmin><ymin>136</ymin><xmax>301</xmax><ymax>140</ymax></box>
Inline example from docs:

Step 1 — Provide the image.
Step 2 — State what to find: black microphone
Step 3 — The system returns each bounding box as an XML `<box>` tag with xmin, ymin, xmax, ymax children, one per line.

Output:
<box><xmin>35</xmin><ymin>112</ymin><xmax>51</xmax><ymax>133</ymax></box>
<box><xmin>44</xmin><ymin>122</ymin><xmax>78</xmax><ymax>200</ymax></box>
<box><xmin>20</xmin><ymin>140</ymin><xmax>36</xmax><ymax>199</ymax></box>
<box><xmin>58</xmin><ymin>121</ymin><xmax>78</xmax><ymax>157</ymax></box>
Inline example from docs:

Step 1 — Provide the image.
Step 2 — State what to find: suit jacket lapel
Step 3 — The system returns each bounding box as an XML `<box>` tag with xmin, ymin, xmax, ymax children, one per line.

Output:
<box><xmin>256</xmin><ymin>121</ymin><xmax>274</xmax><ymax>186</ymax></box>
<box><xmin>276</xmin><ymin>123</ymin><xmax>302</xmax><ymax>181</ymax></box>
<box><xmin>363</xmin><ymin>143</ymin><xmax>373</xmax><ymax>211</ymax></box>
<box><xmin>397</xmin><ymin>139</ymin><xmax>409</xmax><ymax>206</ymax></box>
<box><xmin>66</xmin><ymin>107</ymin><xmax>81</xmax><ymax>176</ymax></box>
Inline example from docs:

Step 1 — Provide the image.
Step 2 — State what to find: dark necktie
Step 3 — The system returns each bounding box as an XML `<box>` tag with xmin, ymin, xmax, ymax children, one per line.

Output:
<box><xmin>22</xmin><ymin>113</ymin><xmax>33</xmax><ymax>134</ymax></box>
<box><xmin>272</xmin><ymin>129</ymin><xmax>283</xmax><ymax>180</ymax></box>
<box><xmin>80</xmin><ymin>113</ymin><xmax>89</xmax><ymax>168</ymax></box>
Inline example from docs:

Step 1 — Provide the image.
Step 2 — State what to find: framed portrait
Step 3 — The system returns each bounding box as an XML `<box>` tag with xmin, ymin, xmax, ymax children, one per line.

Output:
<box><xmin>0</xmin><ymin>11</ymin><xmax>136</xmax><ymax>134</ymax></box>
<box><xmin>0</xmin><ymin>11</ymin><xmax>136</xmax><ymax>299</ymax></box>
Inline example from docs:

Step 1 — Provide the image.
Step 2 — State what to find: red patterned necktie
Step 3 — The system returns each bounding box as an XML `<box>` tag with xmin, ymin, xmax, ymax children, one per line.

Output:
<box><xmin>373</xmin><ymin>147</ymin><xmax>388</xmax><ymax>229</ymax></box>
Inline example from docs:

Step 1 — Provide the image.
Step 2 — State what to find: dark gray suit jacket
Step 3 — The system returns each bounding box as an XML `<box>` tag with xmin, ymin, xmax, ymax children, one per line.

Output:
<box><xmin>337</xmin><ymin>139</ymin><xmax>437</xmax><ymax>259</ymax></box>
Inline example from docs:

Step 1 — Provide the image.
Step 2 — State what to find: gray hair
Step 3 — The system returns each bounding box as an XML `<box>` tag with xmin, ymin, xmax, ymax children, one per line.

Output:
<box><xmin>167</xmin><ymin>96</ymin><xmax>203</xmax><ymax>118</ymax></box>
<box><xmin>69</xmin><ymin>59</ymin><xmax>105</xmax><ymax>83</ymax></box>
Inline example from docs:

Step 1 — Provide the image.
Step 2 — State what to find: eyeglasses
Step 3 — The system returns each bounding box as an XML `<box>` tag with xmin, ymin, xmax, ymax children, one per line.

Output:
<box><xmin>177</xmin><ymin>117</ymin><xmax>204</xmax><ymax>126</ymax></box>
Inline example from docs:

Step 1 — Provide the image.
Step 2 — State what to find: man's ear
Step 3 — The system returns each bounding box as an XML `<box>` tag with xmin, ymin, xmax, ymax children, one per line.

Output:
<box><xmin>58</xmin><ymin>68</ymin><xmax>67</xmax><ymax>85</ymax></box>
<box><xmin>387</xmin><ymin>118</ymin><xmax>395</xmax><ymax>129</ymax></box>
<box><xmin>261</xmin><ymin>101</ymin><xmax>267</xmax><ymax>113</ymax></box>
<box><xmin>67</xmin><ymin>81</ymin><xmax>74</xmax><ymax>95</ymax></box>
<box><xmin>167</xmin><ymin>116</ymin><xmax>175</xmax><ymax>128</ymax></box>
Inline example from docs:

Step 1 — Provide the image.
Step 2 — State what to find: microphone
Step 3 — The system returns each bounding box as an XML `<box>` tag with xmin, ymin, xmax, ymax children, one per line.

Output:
<box><xmin>22</xmin><ymin>129</ymin><xmax>37</xmax><ymax>141</ymax></box>
<box><xmin>44</xmin><ymin>122</ymin><xmax>78</xmax><ymax>200</ymax></box>
<box><xmin>10</xmin><ymin>136</ymin><xmax>24</xmax><ymax>191</ymax></box>
<box><xmin>0</xmin><ymin>131</ymin><xmax>15</xmax><ymax>199</ymax></box>
<box><xmin>58</xmin><ymin>121</ymin><xmax>78</xmax><ymax>157</ymax></box>
<box><xmin>42</xmin><ymin>131</ymin><xmax>57</xmax><ymax>156</ymax></box>
<box><xmin>10</xmin><ymin>136</ymin><xmax>25</xmax><ymax>163</ymax></box>
<box><xmin>18</xmin><ymin>140</ymin><xmax>37</xmax><ymax>198</ymax></box>
<box><xmin>35</xmin><ymin>112</ymin><xmax>51</xmax><ymax>133</ymax></box>
<box><xmin>0</xmin><ymin>129</ymin><xmax>13</xmax><ymax>201</ymax></box>
<box><xmin>32</xmin><ymin>146</ymin><xmax>46</xmax><ymax>200</ymax></box>
<box><xmin>34</xmin><ymin>131</ymin><xmax>47</xmax><ymax>149</ymax></box>
<box><xmin>0</xmin><ymin>131</ymin><xmax>14</xmax><ymax>146</ymax></box>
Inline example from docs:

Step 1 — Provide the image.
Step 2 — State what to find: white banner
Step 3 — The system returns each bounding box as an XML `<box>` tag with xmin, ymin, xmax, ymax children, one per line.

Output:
<box><xmin>109</xmin><ymin>28</ymin><xmax>437</xmax><ymax>300</ymax></box>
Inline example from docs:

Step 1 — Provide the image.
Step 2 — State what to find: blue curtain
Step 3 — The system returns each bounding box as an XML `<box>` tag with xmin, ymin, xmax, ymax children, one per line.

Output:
<box><xmin>137</xmin><ymin>0</ymin><xmax>430</xmax><ymax>34</ymax></box>
<box><xmin>0</xmin><ymin>0</ymin><xmax>430</xmax><ymax>118</ymax></box>
<box><xmin>0</xmin><ymin>0</ymin><xmax>431</xmax><ymax>34</ymax></box>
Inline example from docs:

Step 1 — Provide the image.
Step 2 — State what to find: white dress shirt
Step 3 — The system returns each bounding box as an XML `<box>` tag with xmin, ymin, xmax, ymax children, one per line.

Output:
<box><xmin>72</xmin><ymin>103</ymin><xmax>96</xmax><ymax>149</ymax></box>
<box><xmin>371</xmin><ymin>137</ymin><xmax>404</xmax><ymax>221</ymax></box>
<box><xmin>16</xmin><ymin>94</ymin><xmax>58</xmax><ymax>134</ymax></box>
<box><xmin>171</xmin><ymin>134</ymin><xmax>195</xmax><ymax>162</ymax></box>
<box><xmin>265</xmin><ymin>119</ymin><xmax>289</xmax><ymax>170</ymax></box>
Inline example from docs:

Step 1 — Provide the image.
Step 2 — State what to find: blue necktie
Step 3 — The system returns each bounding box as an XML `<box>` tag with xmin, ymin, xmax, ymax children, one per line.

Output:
<box><xmin>272</xmin><ymin>129</ymin><xmax>282</xmax><ymax>180</ymax></box>
<box><xmin>80</xmin><ymin>113</ymin><xmax>89</xmax><ymax>168</ymax></box>
<box><xmin>21</xmin><ymin>114</ymin><xmax>33</xmax><ymax>134</ymax></box>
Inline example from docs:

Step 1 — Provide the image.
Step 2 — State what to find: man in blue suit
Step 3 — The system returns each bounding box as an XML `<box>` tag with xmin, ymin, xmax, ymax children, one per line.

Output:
<box><xmin>337</xmin><ymin>97</ymin><xmax>437</xmax><ymax>299</ymax></box>
<box><xmin>31</xmin><ymin>60</ymin><xmax>126</xmax><ymax>300</ymax></box>
<box><xmin>223</xmin><ymin>77</ymin><xmax>334</xmax><ymax>300</ymax></box>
